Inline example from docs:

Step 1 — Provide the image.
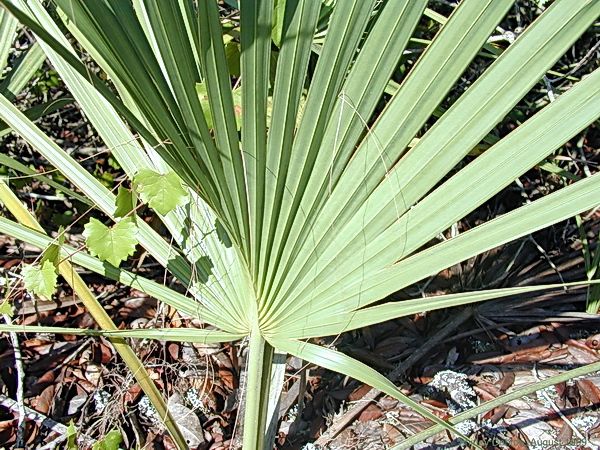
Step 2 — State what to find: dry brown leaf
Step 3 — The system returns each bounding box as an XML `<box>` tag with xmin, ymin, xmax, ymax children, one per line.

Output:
<box><xmin>30</xmin><ymin>384</ymin><xmax>55</xmax><ymax>415</ymax></box>
<box><xmin>357</xmin><ymin>404</ymin><xmax>383</xmax><ymax>422</ymax></box>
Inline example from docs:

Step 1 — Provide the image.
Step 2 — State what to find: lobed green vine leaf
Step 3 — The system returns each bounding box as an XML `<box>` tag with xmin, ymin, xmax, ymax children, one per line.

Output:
<box><xmin>271</xmin><ymin>0</ymin><xmax>286</xmax><ymax>47</ymax></box>
<box><xmin>83</xmin><ymin>217</ymin><xmax>138</xmax><ymax>267</ymax></box>
<box><xmin>22</xmin><ymin>259</ymin><xmax>58</xmax><ymax>299</ymax></box>
<box><xmin>133</xmin><ymin>169</ymin><xmax>189</xmax><ymax>216</ymax></box>
<box><xmin>65</xmin><ymin>421</ymin><xmax>78</xmax><ymax>450</ymax></box>
<box><xmin>114</xmin><ymin>186</ymin><xmax>136</xmax><ymax>218</ymax></box>
<box><xmin>40</xmin><ymin>226</ymin><xmax>65</xmax><ymax>269</ymax></box>
<box><xmin>195</xmin><ymin>82</ymin><xmax>243</xmax><ymax>130</ymax></box>
<box><xmin>92</xmin><ymin>429</ymin><xmax>122</xmax><ymax>450</ymax></box>
<box><xmin>0</xmin><ymin>300</ymin><xmax>13</xmax><ymax>317</ymax></box>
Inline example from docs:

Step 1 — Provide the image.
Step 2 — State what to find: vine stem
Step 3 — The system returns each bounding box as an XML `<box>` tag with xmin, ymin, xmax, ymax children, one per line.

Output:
<box><xmin>0</xmin><ymin>180</ymin><xmax>188</xmax><ymax>449</ymax></box>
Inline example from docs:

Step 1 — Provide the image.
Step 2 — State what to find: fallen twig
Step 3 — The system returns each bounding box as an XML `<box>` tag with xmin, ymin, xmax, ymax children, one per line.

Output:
<box><xmin>2</xmin><ymin>313</ymin><xmax>25</xmax><ymax>448</ymax></box>
<box><xmin>0</xmin><ymin>394</ymin><xmax>95</xmax><ymax>447</ymax></box>
<box><xmin>532</xmin><ymin>364</ymin><xmax>586</xmax><ymax>441</ymax></box>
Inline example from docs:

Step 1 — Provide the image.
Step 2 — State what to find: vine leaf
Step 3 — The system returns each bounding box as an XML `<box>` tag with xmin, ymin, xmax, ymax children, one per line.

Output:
<box><xmin>66</xmin><ymin>421</ymin><xmax>78</xmax><ymax>450</ymax></box>
<box><xmin>22</xmin><ymin>260</ymin><xmax>58</xmax><ymax>299</ymax></box>
<box><xmin>92</xmin><ymin>429</ymin><xmax>122</xmax><ymax>450</ymax></box>
<box><xmin>114</xmin><ymin>186</ymin><xmax>136</xmax><ymax>218</ymax></box>
<box><xmin>196</xmin><ymin>82</ymin><xmax>243</xmax><ymax>130</ymax></box>
<box><xmin>133</xmin><ymin>169</ymin><xmax>189</xmax><ymax>215</ymax></box>
<box><xmin>83</xmin><ymin>218</ymin><xmax>138</xmax><ymax>266</ymax></box>
<box><xmin>41</xmin><ymin>226</ymin><xmax>65</xmax><ymax>269</ymax></box>
<box><xmin>272</xmin><ymin>0</ymin><xmax>286</xmax><ymax>47</ymax></box>
<box><xmin>0</xmin><ymin>300</ymin><xmax>13</xmax><ymax>317</ymax></box>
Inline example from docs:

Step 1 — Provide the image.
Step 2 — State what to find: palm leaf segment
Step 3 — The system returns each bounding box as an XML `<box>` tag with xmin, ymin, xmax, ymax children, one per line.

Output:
<box><xmin>1</xmin><ymin>0</ymin><xmax>600</xmax><ymax>445</ymax></box>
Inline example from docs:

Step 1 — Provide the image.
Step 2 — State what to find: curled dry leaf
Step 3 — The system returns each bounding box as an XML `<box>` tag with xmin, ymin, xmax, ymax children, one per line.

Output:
<box><xmin>586</xmin><ymin>334</ymin><xmax>600</xmax><ymax>349</ymax></box>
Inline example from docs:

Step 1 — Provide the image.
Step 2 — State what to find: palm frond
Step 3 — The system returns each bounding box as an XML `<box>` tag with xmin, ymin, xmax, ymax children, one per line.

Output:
<box><xmin>1</xmin><ymin>0</ymin><xmax>599</xmax><ymax>447</ymax></box>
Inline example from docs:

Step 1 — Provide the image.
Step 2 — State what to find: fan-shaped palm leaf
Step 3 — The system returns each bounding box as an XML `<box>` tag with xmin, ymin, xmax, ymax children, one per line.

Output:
<box><xmin>1</xmin><ymin>0</ymin><xmax>600</xmax><ymax>448</ymax></box>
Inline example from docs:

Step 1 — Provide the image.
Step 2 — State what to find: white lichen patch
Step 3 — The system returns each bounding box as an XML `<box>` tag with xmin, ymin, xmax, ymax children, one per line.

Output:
<box><xmin>93</xmin><ymin>389</ymin><xmax>111</xmax><ymax>413</ymax></box>
<box><xmin>428</xmin><ymin>370</ymin><xmax>477</xmax><ymax>414</ymax></box>
<box><xmin>571</xmin><ymin>414</ymin><xmax>598</xmax><ymax>433</ymax></box>
<box><xmin>424</xmin><ymin>370</ymin><xmax>482</xmax><ymax>440</ymax></box>
<box><xmin>184</xmin><ymin>387</ymin><xmax>209</xmax><ymax>415</ymax></box>
<box><xmin>453</xmin><ymin>419</ymin><xmax>479</xmax><ymax>436</ymax></box>
<box><xmin>286</xmin><ymin>404</ymin><xmax>299</xmax><ymax>423</ymax></box>
<box><xmin>137</xmin><ymin>395</ymin><xmax>163</xmax><ymax>428</ymax></box>
<box><xmin>469</xmin><ymin>336</ymin><xmax>496</xmax><ymax>354</ymax></box>
<box><xmin>301</xmin><ymin>443</ymin><xmax>320</xmax><ymax>450</ymax></box>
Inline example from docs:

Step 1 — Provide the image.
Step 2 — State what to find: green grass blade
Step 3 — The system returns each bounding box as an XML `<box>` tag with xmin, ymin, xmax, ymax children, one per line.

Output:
<box><xmin>0</xmin><ymin>7</ymin><xmax>17</xmax><ymax>73</ymax></box>
<box><xmin>392</xmin><ymin>359</ymin><xmax>600</xmax><ymax>449</ymax></box>
<box><xmin>0</xmin><ymin>42</ymin><xmax>45</xmax><ymax>99</ymax></box>
<box><xmin>0</xmin><ymin>152</ymin><xmax>90</xmax><ymax>205</ymax></box>
<box><xmin>0</xmin><ymin>97</ymin><xmax>71</xmax><ymax>138</ymax></box>
<box><xmin>0</xmin><ymin>324</ymin><xmax>243</xmax><ymax>343</ymax></box>
<box><xmin>0</xmin><ymin>215</ymin><xmax>244</xmax><ymax>332</ymax></box>
<box><xmin>270</xmin><ymin>337</ymin><xmax>482</xmax><ymax>450</ymax></box>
